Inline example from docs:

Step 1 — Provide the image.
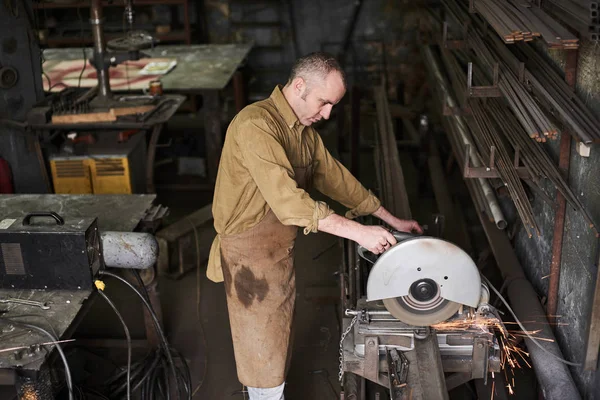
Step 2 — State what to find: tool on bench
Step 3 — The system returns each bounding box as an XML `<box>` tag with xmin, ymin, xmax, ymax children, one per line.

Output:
<box><xmin>0</xmin><ymin>212</ymin><xmax>158</xmax><ymax>290</ymax></box>
<box><xmin>0</xmin><ymin>298</ymin><xmax>51</xmax><ymax>310</ymax></box>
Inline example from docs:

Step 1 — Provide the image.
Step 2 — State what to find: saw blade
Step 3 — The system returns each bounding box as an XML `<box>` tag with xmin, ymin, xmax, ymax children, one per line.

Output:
<box><xmin>383</xmin><ymin>296</ymin><xmax>461</xmax><ymax>326</ymax></box>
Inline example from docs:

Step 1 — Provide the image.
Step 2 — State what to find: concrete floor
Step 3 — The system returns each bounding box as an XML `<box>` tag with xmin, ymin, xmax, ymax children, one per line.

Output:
<box><xmin>159</xmin><ymin>228</ymin><xmax>342</xmax><ymax>400</ymax></box>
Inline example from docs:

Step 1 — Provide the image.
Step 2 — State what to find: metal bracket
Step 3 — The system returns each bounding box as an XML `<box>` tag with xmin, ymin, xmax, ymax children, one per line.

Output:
<box><xmin>471</xmin><ymin>337</ymin><xmax>489</xmax><ymax>382</ymax></box>
<box><xmin>364</xmin><ymin>336</ymin><xmax>380</xmax><ymax>384</ymax></box>
<box><xmin>462</xmin><ymin>144</ymin><xmax>531</xmax><ymax>179</ymax></box>
<box><xmin>387</xmin><ymin>348</ymin><xmax>409</xmax><ymax>400</ymax></box>
<box><xmin>467</xmin><ymin>62</ymin><xmax>502</xmax><ymax>98</ymax></box>
<box><xmin>442</xmin><ymin>21</ymin><xmax>468</xmax><ymax>49</ymax></box>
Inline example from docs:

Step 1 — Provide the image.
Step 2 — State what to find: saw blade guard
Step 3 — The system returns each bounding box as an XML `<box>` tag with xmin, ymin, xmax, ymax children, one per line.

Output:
<box><xmin>366</xmin><ymin>236</ymin><xmax>481</xmax><ymax>308</ymax></box>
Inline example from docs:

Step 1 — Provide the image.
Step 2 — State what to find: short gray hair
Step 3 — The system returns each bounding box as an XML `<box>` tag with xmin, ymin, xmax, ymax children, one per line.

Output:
<box><xmin>287</xmin><ymin>52</ymin><xmax>346</xmax><ymax>89</ymax></box>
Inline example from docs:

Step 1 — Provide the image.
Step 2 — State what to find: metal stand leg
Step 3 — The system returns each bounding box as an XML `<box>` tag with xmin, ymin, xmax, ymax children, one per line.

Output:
<box><xmin>233</xmin><ymin>70</ymin><xmax>246</xmax><ymax>113</ymax></box>
<box><xmin>415</xmin><ymin>333</ymin><xmax>449</xmax><ymax>400</ymax></box>
<box><xmin>202</xmin><ymin>90</ymin><xmax>222</xmax><ymax>183</ymax></box>
<box><xmin>146</xmin><ymin>123</ymin><xmax>164</xmax><ymax>194</ymax></box>
<box><xmin>131</xmin><ymin>269</ymin><xmax>164</xmax><ymax>348</ymax></box>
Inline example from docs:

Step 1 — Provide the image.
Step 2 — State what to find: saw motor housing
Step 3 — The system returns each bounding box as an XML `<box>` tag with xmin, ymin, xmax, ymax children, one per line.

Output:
<box><xmin>362</xmin><ymin>233</ymin><xmax>484</xmax><ymax>326</ymax></box>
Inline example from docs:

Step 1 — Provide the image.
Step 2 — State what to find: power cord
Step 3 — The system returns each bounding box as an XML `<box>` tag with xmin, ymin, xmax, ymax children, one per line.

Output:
<box><xmin>98</xmin><ymin>269</ymin><xmax>188</xmax><ymax>400</ymax></box>
<box><xmin>482</xmin><ymin>275</ymin><xmax>581</xmax><ymax>367</ymax></box>
<box><xmin>95</xmin><ymin>280</ymin><xmax>132</xmax><ymax>400</ymax></box>
<box><xmin>0</xmin><ymin>317</ymin><xmax>74</xmax><ymax>400</ymax></box>
<box><xmin>100</xmin><ymin>269</ymin><xmax>192</xmax><ymax>399</ymax></box>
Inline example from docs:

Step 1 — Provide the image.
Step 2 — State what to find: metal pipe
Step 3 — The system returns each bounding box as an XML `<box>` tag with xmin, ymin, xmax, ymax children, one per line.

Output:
<box><xmin>124</xmin><ymin>0</ymin><xmax>134</xmax><ymax>27</ymax></box>
<box><xmin>421</xmin><ymin>46</ymin><xmax>506</xmax><ymax>229</ymax></box>
<box><xmin>346</xmin><ymin>240</ymin><xmax>356</xmax><ymax>307</ymax></box>
<box><xmin>479</xmin><ymin>216</ymin><xmax>580</xmax><ymax>400</ymax></box>
<box><xmin>90</xmin><ymin>0</ymin><xmax>111</xmax><ymax>99</ymax></box>
<box><xmin>101</xmin><ymin>232</ymin><xmax>158</xmax><ymax>269</ymax></box>
<box><xmin>547</xmin><ymin>49</ymin><xmax>577</xmax><ymax>324</ymax></box>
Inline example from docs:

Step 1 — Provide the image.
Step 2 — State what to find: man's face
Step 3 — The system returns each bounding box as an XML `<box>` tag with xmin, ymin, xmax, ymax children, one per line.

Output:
<box><xmin>293</xmin><ymin>71</ymin><xmax>346</xmax><ymax>126</ymax></box>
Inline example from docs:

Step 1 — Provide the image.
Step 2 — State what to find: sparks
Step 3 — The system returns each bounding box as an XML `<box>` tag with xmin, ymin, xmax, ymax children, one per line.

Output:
<box><xmin>507</xmin><ymin>383</ymin><xmax>515</xmax><ymax>395</ymax></box>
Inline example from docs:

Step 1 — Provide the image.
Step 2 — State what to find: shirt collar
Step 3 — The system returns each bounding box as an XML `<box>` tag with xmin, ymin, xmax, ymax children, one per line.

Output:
<box><xmin>270</xmin><ymin>85</ymin><xmax>301</xmax><ymax>130</ymax></box>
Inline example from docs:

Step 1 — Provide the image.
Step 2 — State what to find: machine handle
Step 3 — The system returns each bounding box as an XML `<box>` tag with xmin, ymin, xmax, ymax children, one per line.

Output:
<box><xmin>357</xmin><ymin>246</ymin><xmax>379</xmax><ymax>264</ymax></box>
<box><xmin>22</xmin><ymin>212</ymin><xmax>64</xmax><ymax>226</ymax></box>
<box><xmin>357</xmin><ymin>230</ymin><xmax>416</xmax><ymax>264</ymax></box>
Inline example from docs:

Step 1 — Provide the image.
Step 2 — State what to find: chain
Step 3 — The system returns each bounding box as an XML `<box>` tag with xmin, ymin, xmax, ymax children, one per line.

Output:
<box><xmin>338</xmin><ymin>314</ymin><xmax>358</xmax><ymax>383</ymax></box>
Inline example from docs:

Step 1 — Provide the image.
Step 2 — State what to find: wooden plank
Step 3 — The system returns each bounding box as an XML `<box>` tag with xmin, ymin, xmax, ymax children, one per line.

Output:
<box><xmin>112</xmin><ymin>105</ymin><xmax>155</xmax><ymax>116</ymax></box>
<box><xmin>51</xmin><ymin>111</ymin><xmax>116</xmax><ymax>124</ymax></box>
<box><xmin>50</xmin><ymin>105</ymin><xmax>155</xmax><ymax>124</ymax></box>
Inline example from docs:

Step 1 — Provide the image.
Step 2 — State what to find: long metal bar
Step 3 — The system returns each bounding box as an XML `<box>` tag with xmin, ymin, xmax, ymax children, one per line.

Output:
<box><xmin>547</xmin><ymin>51</ymin><xmax>577</xmax><ymax>324</ymax></box>
<box><xmin>428</xmin><ymin>137</ymin><xmax>472</xmax><ymax>252</ymax></box>
<box><xmin>90</xmin><ymin>0</ymin><xmax>111</xmax><ymax>100</ymax></box>
<box><xmin>441</xmin><ymin>7</ymin><xmax>598</xmax><ymax>235</ymax></box>
<box><xmin>445</xmin><ymin>0</ymin><xmax>598</xmax><ymax>143</ymax></box>
<box><xmin>374</xmin><ymin>86</ymin><xmax>412</xmax><ymax>219</ymax></box>
<box><xmin>421</xmin><ymin>46</ymin><xmax>506</xmax><ymax>229</ymax></box>
<box><xmin>470</xmin><ymin>0</ymin><xmax>579</xmax><ymax>47</ymax></box>
<box><xmin>478</xmin><ymin>216</ymin><xmax>581</xmax><ymax>400</ymax></box>
<box><xmin>415</xmin><ymin>334</ymin><xmax>449</xmax><ymax>400</ymax></box>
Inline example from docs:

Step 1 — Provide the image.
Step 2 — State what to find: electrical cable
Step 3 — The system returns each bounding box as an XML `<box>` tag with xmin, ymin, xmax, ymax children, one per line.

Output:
<box><xmin>96</xmin><ymin>288</ymin><xmax>131</xmax><ymax>400</ymax></box>
<box><xmin>0</xmin><ymin>318</ymin><xmax>74</xmax><ymax>400</ymax></box>
<box><xmin>98</xmin><ymin>270</ymin><xmax>182</xmax><ymax>400</ymax></box>
<box><xmin>187</xmin><ymin>217</ymin><xmax>208</xmax><ymax>397</ymax></box>
<box><xmin>482</xmin><ymin>275</ymin><xmax>581</xmax><ymax>366</ymax></box>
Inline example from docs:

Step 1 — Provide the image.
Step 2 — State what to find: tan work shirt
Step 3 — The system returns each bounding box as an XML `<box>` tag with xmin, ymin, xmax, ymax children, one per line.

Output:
<box><xmin>207</xmin><ymin>86</ymin><xmax>381</xmax><ymax>282</ymax></box>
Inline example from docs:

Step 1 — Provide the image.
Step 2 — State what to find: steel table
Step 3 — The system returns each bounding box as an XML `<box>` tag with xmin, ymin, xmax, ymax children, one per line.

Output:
<box><xmin>42</xmin><ymin>44</ymin><xmax>253</xmax><ymax>184</ymax></box>
<box><xmin>0</xmin><ymin>194</ymin><xmax>157</xmax><ymax>397</ymax></box>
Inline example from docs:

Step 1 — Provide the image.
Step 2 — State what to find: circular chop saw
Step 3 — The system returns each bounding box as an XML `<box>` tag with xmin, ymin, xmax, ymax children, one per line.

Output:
<box><xmin>359</xmin><ymin>232</ymin><xmax>484</xmax><ymax>326</ymax></box>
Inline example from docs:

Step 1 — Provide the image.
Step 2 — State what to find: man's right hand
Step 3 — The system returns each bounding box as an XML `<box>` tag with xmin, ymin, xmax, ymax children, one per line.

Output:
<box><xmin>356</xmin><ymin>225</ymin><xmax>397</xmax><ymax>254</ymax></box>
<box><xmin>318</xmin><ymin>214</ymin><xmax>398</xmax><ymax>254</ymax></box>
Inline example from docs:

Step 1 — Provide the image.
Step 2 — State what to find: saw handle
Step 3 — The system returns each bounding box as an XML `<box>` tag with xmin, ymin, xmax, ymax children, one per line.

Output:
<box><xmin>357</xmin><ymin>230</ymin><xmax>415</xmax><ymax>264</ymax></box>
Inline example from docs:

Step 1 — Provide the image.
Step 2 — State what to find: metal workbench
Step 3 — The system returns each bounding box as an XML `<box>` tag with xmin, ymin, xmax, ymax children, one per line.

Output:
<box><xmin>0</xmin><ymin>194</ymin><xmax>156</xmax><ymax>386</ymax></box>
<box><xmin>42</xmin><ymin>44</ymin><xmax>253</xmax><ymax>184</ymax></box>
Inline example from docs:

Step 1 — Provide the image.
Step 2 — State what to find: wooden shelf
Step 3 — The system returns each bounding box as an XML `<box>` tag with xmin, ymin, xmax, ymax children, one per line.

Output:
<box><xmin>33</xmin><ymin>0</ymin><xmax>187</xmax><ymax>9</ymax></box>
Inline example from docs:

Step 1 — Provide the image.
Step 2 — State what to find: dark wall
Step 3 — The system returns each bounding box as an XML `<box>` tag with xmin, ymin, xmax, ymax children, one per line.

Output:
<box><xmin>514</xmin><ymin>39</ymin><xmax>600</xmax><ymax>398</ymax></box>
<box><xmin>204</xmin><ymin>0</ymin><xmax>424</xmax><ymax>98</ymax></box>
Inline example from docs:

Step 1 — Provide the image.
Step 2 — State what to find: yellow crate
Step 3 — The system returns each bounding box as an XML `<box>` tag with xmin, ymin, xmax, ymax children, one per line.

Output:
<box><xmin>49</xmin><ymin>131</ymin><xmax>146</xmax><ymax>194</ymax></box>
<box><xmin>50</xmin><ymin>159</ymin><xmax>93</xmax><ymax>194</ymax></box>
<box><xmin>89</xmin><ymin>157</ymin><xmax>133</xmax><ymax>194</ymax></box>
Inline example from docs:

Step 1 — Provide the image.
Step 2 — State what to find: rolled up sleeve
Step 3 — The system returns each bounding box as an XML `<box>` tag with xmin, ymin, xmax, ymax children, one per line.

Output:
<box><xmin>312</xmin><ymin>133</ymin><xmax>381</xmax><ymax>219</ymax></box>
<box><xmin>237</xmin><ymin>118</ymin><xmax>334</xmax><ymax>231</ymax></box>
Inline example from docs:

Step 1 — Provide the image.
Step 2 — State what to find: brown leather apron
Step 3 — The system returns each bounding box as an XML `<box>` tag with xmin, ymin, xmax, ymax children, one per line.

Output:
<box><xmin>220</xmin><ymin>165</ymin><xmax>312</xmax><ymax>388</ymax></box>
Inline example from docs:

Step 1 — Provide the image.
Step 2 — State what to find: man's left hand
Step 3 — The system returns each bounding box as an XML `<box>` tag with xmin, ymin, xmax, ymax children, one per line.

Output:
<box><xmin>372</xmin><ymin>206</ymin><xmax>424</xmax><ymax>235</ymax></box>
<box><xmin>387</xmin><ymin>218</ymin><xmax>423</xmax><ymax>234</ymax></box>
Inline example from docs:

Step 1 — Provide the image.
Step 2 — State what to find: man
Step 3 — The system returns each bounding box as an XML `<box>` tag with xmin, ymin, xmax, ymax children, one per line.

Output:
<box><xmin>207</xmin><ymin>52</ymin><xmax>422</xmax><ymax>399</ymax></box>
